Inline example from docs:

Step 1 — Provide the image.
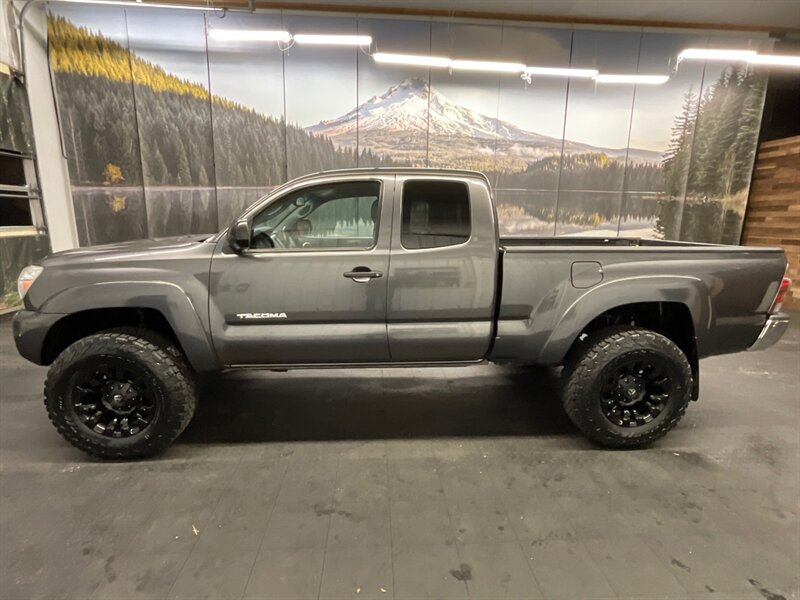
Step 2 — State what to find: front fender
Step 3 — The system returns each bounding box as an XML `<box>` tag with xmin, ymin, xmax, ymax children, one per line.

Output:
<box><xmin>40</xmin><ymin>281</ymin><xmax>219</xmax><ymax>372</ymax></box>
<box><xmin>537</xmin><ymin>275</ymin><xmax>709</xmax><ymax>364</ymax></box>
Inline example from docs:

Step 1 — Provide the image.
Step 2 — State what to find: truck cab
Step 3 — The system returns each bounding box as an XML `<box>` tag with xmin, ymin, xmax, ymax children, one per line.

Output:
<box><xmin>210</xmin><ymin>169</ymin><xmax>499</xmax><ymax>366</ymax></box>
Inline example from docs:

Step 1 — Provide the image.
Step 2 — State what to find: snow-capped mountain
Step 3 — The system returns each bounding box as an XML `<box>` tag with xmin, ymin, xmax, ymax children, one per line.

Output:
<box><xmin>306</xmin><ymin>77</ymin><xmax>660</xmax><ymax>165</ymax></box>
<box><xmin>308</xmin><ymin>77</ymin><xmax>546</xmax><ymax>142</ymax></box>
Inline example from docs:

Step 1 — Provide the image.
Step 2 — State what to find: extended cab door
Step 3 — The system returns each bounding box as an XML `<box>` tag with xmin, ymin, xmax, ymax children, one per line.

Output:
<box><xmin>209</xmin><ymin>175</ymin><xmax>393</xmax><ymax>366</ymax></box>
<box><xmin>387</xmin><ymin>175</ymin><xmax>498</xmax><ymax>361</ymax></box>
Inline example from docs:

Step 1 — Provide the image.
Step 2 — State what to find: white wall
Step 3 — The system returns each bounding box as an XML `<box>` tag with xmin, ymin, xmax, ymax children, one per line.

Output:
<box><xmin>1</xmin><ymin>1</ymin><xmax>21</xmax><ymax>70</ymax></box>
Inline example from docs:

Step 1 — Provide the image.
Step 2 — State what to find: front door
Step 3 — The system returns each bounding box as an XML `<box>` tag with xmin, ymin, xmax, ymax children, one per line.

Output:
<box><xmin>209</xmin><ymin>176</ymin><xmax>393</xmax><ymax>366</ymax></box>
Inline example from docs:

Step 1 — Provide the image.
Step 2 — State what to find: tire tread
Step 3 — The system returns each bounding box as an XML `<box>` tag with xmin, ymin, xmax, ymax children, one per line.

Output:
<box><xmin>561</xmin><ymin>326</ymin><xmax>692</xmax><ymax>448</ymax></box>
<box><xmin>44</xmin><ymin>330</ymin><xmax>196</xmax><ymax>459</ymax></box>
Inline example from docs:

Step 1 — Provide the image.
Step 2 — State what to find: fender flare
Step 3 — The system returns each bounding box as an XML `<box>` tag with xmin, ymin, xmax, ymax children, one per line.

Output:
<box><xmin>40</xmin><ymin>281</ymin><xmax>219</xmax><ymax>372</ymax></box>
<box><xmin>537</xmin><ymin>274</ymin><xmax>710</xmax><ymax>365</ymax></box>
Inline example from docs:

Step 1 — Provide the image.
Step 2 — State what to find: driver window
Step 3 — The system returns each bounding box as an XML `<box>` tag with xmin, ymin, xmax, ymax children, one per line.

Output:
<box><xmin>250</xmin><ymin>181</ymin><xmax>381</xmax><ymax>251</ymax></box>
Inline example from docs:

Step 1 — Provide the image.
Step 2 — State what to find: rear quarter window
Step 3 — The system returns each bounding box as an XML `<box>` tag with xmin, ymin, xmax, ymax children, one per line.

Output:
<box><xmin>401</xmin><ymin>180</ymin><xmax>471</xmax><ymax>250</ymax></box>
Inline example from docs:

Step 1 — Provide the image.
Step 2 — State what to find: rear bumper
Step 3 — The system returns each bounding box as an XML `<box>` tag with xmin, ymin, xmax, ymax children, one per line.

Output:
<box><xmin>12</xmin><ymin>310</ymin><xmax>65</xmax><ymax>365</ymax></box>
<box><xmin>748</xmin><ymin>312</ymin><xmax>790</xmax><ymax>352</ymax></box>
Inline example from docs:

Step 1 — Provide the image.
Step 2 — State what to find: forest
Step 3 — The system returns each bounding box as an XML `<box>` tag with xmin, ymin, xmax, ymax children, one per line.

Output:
<box><xmin>658</xmin><ymin>66</ymin><xmax>766</xmax><ymax>242</ymax></box>
<box><xmin>662</xmin><ymin>66</ymin><xmax>766</xmax><ymax>203</ymax></box>
<box><xmin>494</xmin><ymin>153</ymin><xmax>663</xmax><ymax>192</ymax></box>
<box><xmin>48</xmin><ymin>16</ymin><xmax>392</xmax><ymax>188</ymax></box>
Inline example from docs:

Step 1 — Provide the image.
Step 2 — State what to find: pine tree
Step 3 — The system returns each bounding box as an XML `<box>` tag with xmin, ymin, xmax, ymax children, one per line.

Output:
<box><xmin>176</xmin><ymin>145</ymin><xmax>191</xmax><ymax>186</ymax></box>
<box><xmin>148</xmin><ymin>145</ymin><xmax>167</xmax><ymax>184</ymax></box>
<box><xmin>730</xmin><ymin>72</ymin><xmax>767</xmax><ymax>195</ymax></box>
<box><xmin>662</xmin><ymin>87</ymin><xmax>697</xmax><ymax>198</ymax></box>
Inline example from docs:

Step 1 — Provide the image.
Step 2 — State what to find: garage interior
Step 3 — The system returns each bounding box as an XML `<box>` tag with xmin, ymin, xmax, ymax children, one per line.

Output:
<box><xmin>2</xmin><ymin>0</ymin><xmax>800</xmax><ymax>599</ymax></box>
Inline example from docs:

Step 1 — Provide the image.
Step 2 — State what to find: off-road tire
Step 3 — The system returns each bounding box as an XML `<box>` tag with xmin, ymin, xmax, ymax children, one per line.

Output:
<box><xmin>44</xmin><ymin>330</ymin><xmax>196</xmax><ymax>459</ymax></box>
<box><xmin>561</xmin><ymin>326</ymin><xmax>692</xmax><ymax>448</ymax></box>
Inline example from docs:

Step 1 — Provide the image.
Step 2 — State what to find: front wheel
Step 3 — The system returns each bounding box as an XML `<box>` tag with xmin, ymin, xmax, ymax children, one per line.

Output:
<box><xmin>561</xmin><ymin>327</ymin><xmax>692</xmax><ymax>448</ymax></box>
<box><xmin>44</xmin><ymin>330</ymin><xmax>197</xmax><ymax>459</ymax></box>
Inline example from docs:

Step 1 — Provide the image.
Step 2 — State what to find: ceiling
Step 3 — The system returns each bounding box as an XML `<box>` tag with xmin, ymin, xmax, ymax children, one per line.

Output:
<box><xmin>206</xmin><ymin>0</ymin><xmax>800</xmax><ymax>32</ymax></box>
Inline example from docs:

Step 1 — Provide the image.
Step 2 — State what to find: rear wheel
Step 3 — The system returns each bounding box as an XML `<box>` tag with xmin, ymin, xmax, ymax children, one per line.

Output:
<box><xmin>561</xmin><ymin>327</ymin><xmax>691</xmax><ymax>448</ymax></box>
<box><xmin>44</xmin><ymin>330</ymin><xmax>196</xmax><ymax>459</ymax></box>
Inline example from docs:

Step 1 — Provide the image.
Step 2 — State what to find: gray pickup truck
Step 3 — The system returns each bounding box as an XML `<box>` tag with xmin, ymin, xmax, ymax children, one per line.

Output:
<box><xmin>13</xmin><ymin>168</ymin><xmax>791</xmax><ymax>459</ymax></box>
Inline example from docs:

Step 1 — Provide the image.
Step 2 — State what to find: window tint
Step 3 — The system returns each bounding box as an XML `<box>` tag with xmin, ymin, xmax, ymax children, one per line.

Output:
<box><xmin>401</xmin><ymin>180</ymin><xmax>471</xmax><ymax>249</ymax></box>
<box><xmin>0</xmin><ymin>195</ymin><xmax>34</xmax><ymax>227</ymax></box>
<box><xmin>251</xmin><ymin>181</ymin><xmax>381</xmax><ymax>250</ymax></box>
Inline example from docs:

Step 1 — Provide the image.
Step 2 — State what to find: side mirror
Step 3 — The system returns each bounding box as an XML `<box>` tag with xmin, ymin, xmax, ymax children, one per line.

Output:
<box><xmin>229</xmin><ymin>219</ymin><xmax>251</xmax><ymax>252</ymax></box>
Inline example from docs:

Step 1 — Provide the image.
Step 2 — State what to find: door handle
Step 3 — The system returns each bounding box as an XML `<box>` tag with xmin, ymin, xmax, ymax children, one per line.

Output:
<box><xmin>344</xmin><ymin>267</ymin><xmax>383</xmax><ymax>283</ymax></box>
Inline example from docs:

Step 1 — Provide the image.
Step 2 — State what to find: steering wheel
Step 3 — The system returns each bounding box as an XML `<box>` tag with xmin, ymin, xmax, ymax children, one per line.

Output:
<box><xmin>252</xmin><ymin>231</ymin><xmax>274</xmax><ymax>249</ymax></box>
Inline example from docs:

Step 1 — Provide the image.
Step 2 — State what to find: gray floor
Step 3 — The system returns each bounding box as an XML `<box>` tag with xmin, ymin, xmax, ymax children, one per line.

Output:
<box><xmin>1</xmin><ymin>316</ymin><xmax>798</xmax><ymax>600</ymax></box>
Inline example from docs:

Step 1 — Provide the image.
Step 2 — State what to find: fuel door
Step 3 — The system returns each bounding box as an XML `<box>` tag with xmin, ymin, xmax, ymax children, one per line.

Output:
<box><xmin>571</xmin><ymin>261</ymin><xmax>603</xmax><ymax>289</ymax></box>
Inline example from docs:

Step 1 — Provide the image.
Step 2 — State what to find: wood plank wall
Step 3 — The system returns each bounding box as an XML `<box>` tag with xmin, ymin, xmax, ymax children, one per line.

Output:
<box><xmin>742</xmin><ymin>135</ymin><xmax>800</xmax><ymax>311</ymax></box>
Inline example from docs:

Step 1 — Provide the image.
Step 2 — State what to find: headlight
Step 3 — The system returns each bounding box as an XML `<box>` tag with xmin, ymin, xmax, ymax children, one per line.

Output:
<box><xmin>17</xmin><ymin>265</ymin><xmax>44</xmax><ymax>298</ymax></box>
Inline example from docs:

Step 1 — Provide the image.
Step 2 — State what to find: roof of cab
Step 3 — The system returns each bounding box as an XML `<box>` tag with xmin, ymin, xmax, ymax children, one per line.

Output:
<box><xmin>288</xmin><ymin>167</ymin><xmax>491</xmax><ymax>185</ymax></box>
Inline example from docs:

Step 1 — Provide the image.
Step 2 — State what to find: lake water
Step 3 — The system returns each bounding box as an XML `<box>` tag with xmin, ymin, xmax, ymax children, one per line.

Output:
<box><xmin>70</xmin><ymin>186</ymin><xmax>741</xmax><ymax>246</ymax></box>
<box><xmin>72</xmin><ymin>187</ymin><xmax>270</xmax><ymax>246</ymax></box>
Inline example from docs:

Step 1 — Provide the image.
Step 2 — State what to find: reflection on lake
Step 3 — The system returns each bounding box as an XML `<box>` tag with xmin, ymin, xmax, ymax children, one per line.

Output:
<box><xmin>496</xmin><ymin>189</ymin><xmax>663</xmax><ymax>238</ymax></box>
<box><xmin>72</xmin><ymin>187</ymin><xmax>270</xmax><ymax>246</ymax></box>
<box><xmin>555</xmin><ymin>191</ymin><xmax>624</xmax><ymax>237</ymax></box>
<box><xmin>495</xmin><ymin>189</ymin><xmax>743</xmax><ymax>243</ymax></box>
<box><xmin>146</xmin><ymin>188</ymin><xmax>217</xmax><ymax>239</ymax></box>
<box><xmin>72</xmin><ymin>186</ymin><xmax>743</xmax><ymax>247</ymax></box>
<box><xmin>216</xmin><ymin>187</ymin><xmax>271</xmax><ymax>227</ymax></box>
<box><xmin>73</xmin><ymin>187</ymin><xmax>147</xmax><ymax>246</ymax></box>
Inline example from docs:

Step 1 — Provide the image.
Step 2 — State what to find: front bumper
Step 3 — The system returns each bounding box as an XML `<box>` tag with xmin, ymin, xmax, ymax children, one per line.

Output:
<box><xmin>748</xmin><ymin>312</ymin><xmax>790</xmax><ymax>352</ymax></box>
<box><xmin>12</xmin><ymin>310</ymin><xmax>66</xmax><ymax>365</ymax></box>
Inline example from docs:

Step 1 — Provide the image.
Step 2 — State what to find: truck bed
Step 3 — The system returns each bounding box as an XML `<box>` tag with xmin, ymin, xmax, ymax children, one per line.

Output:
<box><xmin>492</xmin><ymin>237</ymin><xmax>787</xmax><ymax>365</ymax></box>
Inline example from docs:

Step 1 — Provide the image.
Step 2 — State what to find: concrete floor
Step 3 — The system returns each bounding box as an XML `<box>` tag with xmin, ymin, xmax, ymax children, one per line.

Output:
<box><xmin>1</xmin><ymin>316</ymin><xmax>798</xmax><ymax>600</ymax></box>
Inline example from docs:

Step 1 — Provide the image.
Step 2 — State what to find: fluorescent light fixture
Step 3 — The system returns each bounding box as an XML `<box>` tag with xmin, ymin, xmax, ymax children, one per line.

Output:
<box><xmin>208</xmin><ymin>29</ymin><xmax>291</xmax><ymax>42</ymax></box>
<box><xmin>678</xmin><ymin>48</ymin><xmax>758</xmax><ymax>62</ymax></box>
<box><xmin>450</xmin><ymin>59</ymin><xmax>526</xmax><ymax>73</ymax></box>
<box><xmin>51</xmin><ymin>0</ymin><xmax>223</xmax><ymax>10</ymax></box>
<box><xmin>748</xmin><ymin>54</ymin><xmax>800</xmax><ymax>67</ymax></box>
<box><xmin>293</xmin><ymin>34</ymin><xmax>372</xmax><ymax>46</ymax></box>
<box><xmin>594</xmin><ymin>74</ymin><xmax>670</xmax><ymax>84</ymax></box>
<box><xmin>372</xmin><ymin>53</ymin><xmax>452</xmax><ymax>68</ymax></box>
<box><xmin>525</xmin><ymin>66</ymin><xmax>598</xmax><ymax>78</ymax></box>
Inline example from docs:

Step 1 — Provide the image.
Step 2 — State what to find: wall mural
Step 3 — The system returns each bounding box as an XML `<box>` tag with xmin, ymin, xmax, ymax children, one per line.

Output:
<box><xmin>0</xmin><ymin>71</ymin><xmax>35</xmax><ymax>155</ymax></box>
<box><xmin>47</xmin><ymin>6</ymin><xmax>771</xmax><ymax>246</ymax></box>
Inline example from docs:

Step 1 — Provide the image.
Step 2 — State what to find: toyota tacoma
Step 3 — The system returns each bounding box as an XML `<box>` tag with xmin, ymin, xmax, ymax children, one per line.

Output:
<box><xmin>13</xmin><ymin>168</ymin><xmax>791</xmax><ymax>458</ymax></box>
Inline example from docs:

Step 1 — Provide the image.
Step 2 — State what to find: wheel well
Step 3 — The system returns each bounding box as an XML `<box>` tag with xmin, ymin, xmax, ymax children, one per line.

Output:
<box><xmin>573</xmin><ymin>301</ymin><xmax>699</xmax><ymax>400</ymax></box>
<box><xmin>40</xmin><ymin>308</ymin><xmax>180</xmax><ymax>365</ymax></box>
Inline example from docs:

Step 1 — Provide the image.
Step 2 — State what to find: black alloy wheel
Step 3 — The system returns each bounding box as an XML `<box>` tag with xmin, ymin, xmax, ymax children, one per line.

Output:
<box><xmin>69</xmin><ymin>358</ymin><xmax>160</xmax><ymax>438</ymax></box>
<box><xmin>599</xmin><ymin>355</ymin><xmax>674</xmax><ymax>428</ymax></box>
<box><xmin>561</xmin><ymin>326</ymin><xmax>692</xmax><ymax>448</ymax></box>
<box><xmin>45</xmin><ymin>329</ymin><xmax>196</xmax><ymax>459</ymax></box>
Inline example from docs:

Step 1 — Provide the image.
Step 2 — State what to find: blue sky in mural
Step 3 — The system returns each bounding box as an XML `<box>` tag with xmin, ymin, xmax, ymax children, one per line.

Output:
<box><xmin>357</xmin><ymin>17</ymin><xmax>432</xmax><ymax>101</ymax></box>
<box><xmin>207</xmin><ymin>11</ymin><xmax>286</xmax><ymax>119</ymax></box>
<box><xmin>496</xmin><ymin>24</ymin><xmax>572</xmax><ymax>140</ymax></box>
<box><xmin>283</xmin><ymin>13</ymin><xmax>359</xmax><ymax>128</ymax></box>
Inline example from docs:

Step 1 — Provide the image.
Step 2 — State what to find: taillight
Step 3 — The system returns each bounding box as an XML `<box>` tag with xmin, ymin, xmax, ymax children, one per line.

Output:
<box><xmin>770</xmin><ymin>277</ymin><xmax>791</xmax><ymax>313</ymax></box>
